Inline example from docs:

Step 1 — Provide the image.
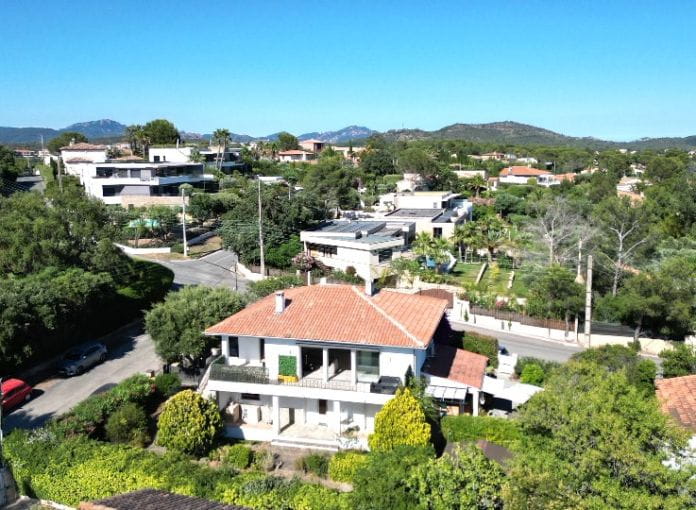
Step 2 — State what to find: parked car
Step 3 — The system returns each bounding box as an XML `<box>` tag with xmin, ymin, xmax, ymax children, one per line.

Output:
<box><xmin>58</xmin><ymin>343</ymin><xmax>108</xmax><ymax>376</ymax></box>
<box><xmin>1</xmin><ymin>378</ymin><xmax>33</xmax><ymax>411</ymax></box>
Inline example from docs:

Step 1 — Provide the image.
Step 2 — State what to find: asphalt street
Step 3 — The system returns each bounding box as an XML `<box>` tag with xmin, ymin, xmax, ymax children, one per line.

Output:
<box><xmin>3</xmin><ymin>322</ymin><xmax>160</xmax><ymax>432</ymax></box>
<box><xmin>151</xmin><ymin>250</ymin><xmax>249</xmax><ymax>291</ymax></box>
<box><xmin>449</xmin><ymin>320</ymin><xmax>583</xmax><ymax>362</ymax></box>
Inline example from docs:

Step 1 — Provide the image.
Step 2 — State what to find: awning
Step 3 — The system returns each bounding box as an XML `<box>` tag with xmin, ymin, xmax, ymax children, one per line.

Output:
<box><xmin>426</xmin><ymin>384</ymin><xmax>469</xmax><ymax>401</ymax></box>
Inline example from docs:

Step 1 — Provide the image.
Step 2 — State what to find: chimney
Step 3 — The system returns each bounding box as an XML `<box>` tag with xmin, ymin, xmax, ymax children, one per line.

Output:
<box><xmin>364</xmin><ymin>279</ymin><xmax>374</xmax><ymax>296</ymax></box>
<box><xmin>69</xmin><ymin>138</ymin><xmax>75</xmax><ymax>146</ymax></box>
<box><xmin>275</xmin><ymin>291</ymin><xmax>286</xmax><ymax>313</ymax></box>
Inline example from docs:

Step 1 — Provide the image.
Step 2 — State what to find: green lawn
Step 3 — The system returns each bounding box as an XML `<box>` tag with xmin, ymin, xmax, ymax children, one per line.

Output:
<box><xmin>450</xmin><ymin>262</ymin><xmax>482</xmax><ymax>285</ymax></box>
<box><xmin>449</xmin><ymin>261</ymin><xmax>532</xmax><ymax>298</ymax></box>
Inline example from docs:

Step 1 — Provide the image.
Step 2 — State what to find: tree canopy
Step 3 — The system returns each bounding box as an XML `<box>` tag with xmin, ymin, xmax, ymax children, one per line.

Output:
<box><xmin>47</xmin><ymin>131</ymin><xmax>88</xmax><ymax>153</ymax></box>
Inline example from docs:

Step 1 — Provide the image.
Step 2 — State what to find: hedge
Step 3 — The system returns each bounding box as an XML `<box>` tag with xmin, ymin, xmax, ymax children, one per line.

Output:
<box><xmin>210</xmin><ymin>444</ymin><xmax>253</xmax><ymax>470</ymax></box>
<box><xmin>441</xmin><ymin>415</ymin><xmax>522</xmax><ymax>449</ymax></box>
<box><xmin>4</xmin><ymin>431</ymin><xmax>348</xmax><ymax>510</ymax></box>
<box><xmin>279</xmin><ymin>355</ymin><xmax>298</xmax><ymax>377</ymax></box>
<box><xmin>328</xmin><ymin>451</ymin><xmax>368</xmax><ymax>483</ymax></box>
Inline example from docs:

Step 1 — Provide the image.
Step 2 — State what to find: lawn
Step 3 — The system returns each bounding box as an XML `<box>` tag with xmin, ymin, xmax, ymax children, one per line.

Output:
<box><xmin>448</xmin><ymin>261</ymin><xmax>533</xmax><ymax>298</ymax></box>
<box><xmin>450</xmin><ymin>262</ymin><xmax>483</xmax><ymax>285</ymax></box>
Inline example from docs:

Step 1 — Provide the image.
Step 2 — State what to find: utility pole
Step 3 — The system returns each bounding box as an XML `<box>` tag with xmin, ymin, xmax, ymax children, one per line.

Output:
<box><xmin>574</xmin><ymin>240</ymin><xmax>583</xmax><ymax>340</ymax></box>
<box><xmin>57</xmin><ymin>157</ymin><xmax>63</xmax><ymax>191</ymax></box>
<box><xmin>181</xmin><ymin>187</ymin><xmax>188</xmax><ymax>257</ymax></box>
<box><xmin>584</xmin><ymin>255</ymin><xmax>593</xmax><ymax>347</ymax></box>
<box><xmin>257</xmin><ymin>177</ymin><xmax>265</xmax><ymax>278</ymax></box>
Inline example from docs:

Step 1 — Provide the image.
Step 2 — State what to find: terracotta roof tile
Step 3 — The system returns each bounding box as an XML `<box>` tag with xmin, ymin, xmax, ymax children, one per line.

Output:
<box><xmin>500</xmin><ymin>166</ymin><xmax>550</xmax><ymax>177</ymax></box>
<box><xmin>206</xmin><ymin>285</ymin><xmax>447</xmax><ymax>348</ymax></box>
<box><xmin>656</xmin><ymin>375</ymin><xmax>696</xmax><ymax>432</ymax></box>
<box><xmin>65</xmin><ymin>157</ymin><xmax>93</xmax><ymax>163</ymax></box>
<box><xmin>422</xmin><ymin>344</ymin><xmax>488</xmax><ymax>389</ymax></box>
<box><xmin>60</xmin><ymin>142</ymin><xmax>107</xmax><ymax>151</ymax></box>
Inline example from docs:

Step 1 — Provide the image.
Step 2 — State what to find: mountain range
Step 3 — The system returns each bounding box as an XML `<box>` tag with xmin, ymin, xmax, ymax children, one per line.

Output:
<box><xmin>1</xmin><ymin>119</ymin><xmax>695</xmax><ymax>150</ymax></box>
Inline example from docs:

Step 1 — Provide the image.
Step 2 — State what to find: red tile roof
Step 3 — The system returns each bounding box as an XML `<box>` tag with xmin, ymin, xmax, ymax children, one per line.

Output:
<box><xmin>422</xmin><ymin>344</ymin><xmax>488</xmax><ymax>389</ymax></box>
<box><xmin>656</xmin><ymin>375</ymin><xmax>696</xmax><ymax>432</ymax></box>
<box><xmin>278</xmin><ymin>149</ymin><xmax>314</xmax><ymax>155</ymax></box>
<box><xmin>206</xmin><ymin>285</ymin><xmax>447</xmax><ymax>348</ymax></box>
<box><xmin>60</xmin><ymin>142</ymin><xmax>107</xmax><ymax>151</ymax></box>
<box><xmin>65</xmin><ymin>157</ymin><xmax>93</xmax><ymax>163</ymax></box>
<box><xmin>500</xmin><ymin>166</ymin><xmax>550</xmax><ymax>177</ymax></box>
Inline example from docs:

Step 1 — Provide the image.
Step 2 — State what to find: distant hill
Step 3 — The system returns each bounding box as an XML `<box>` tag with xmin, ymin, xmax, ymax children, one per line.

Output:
<box><xmin>383</xmin><ymin>121</ymin><xmax>696</xmax><ymax>150</ymax></box>
<box><xmin>0</xmin><ymin>119</ymin><xmax>126</xmax><ymax>145</ymax></box>
<box><xmin>298</xmin><ymin>126</ymin><xmax>376</xmax><ymax>143</ymax></box>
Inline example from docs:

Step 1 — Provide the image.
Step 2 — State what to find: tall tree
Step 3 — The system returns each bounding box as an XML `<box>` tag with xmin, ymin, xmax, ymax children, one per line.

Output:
<box><xmin>527</xmin><ymin>265</ymin><xmax>584</xmax><ymax>330</ymax></box>
<box><xmin>47</xmin><ymin>132</ymin><xmax>88</xmax><ymax>154</ymax></box>
<box><xmin>211</xmin><ymin>128</ymin><xmax>231</xmax><ymax>171</ymax></box>
<box><xmin>277</xmin><ymin>132</ymin><xmax>299</xmax><ymax>151</ymax></box>
<box><xmin>142</xmin><ymin>119</ymin><xmax>179</xmax><ymax>146</ymax></box>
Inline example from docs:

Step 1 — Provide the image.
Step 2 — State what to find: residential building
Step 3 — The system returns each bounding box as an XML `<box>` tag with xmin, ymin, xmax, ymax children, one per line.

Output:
<box><xmin>149</xmin><ymin>145</ymin><xmax>243</xmax><ymax>171</ymax></box>
<box><xmin>451</xmin><ymin>168</ymin><xmax>487</xmax><ymax>180</ymax></box>
<box><xmin>61</xmin><ymin>142</ymin><xmax>212</xmax><ymax>206</ymax></box>
<box><xmin>515</xmin><ymin>156</ymin><xmax>538</xmax><ymax>165</ymax></box>
<box><xmin>469</xmin><ymin>151</ymin><xmax>507</xmax><ymax>161</ymax></box>
<box><xmin>378</xmin><ymin>191</ymin><xmax>472</xmax><ymax>239</ymax></box>
<box><xmin>278</xmin><ymin>149</ymin><xmax>316</xmax><ymax>163</ymax></box>
<box><xmin>203</xmin><ymin>284</ymin><xmax>489</xmax><ymax>449</ymax></box>
<box><xmin>333</xmin><ymin>145</ymin><xmax>366</xmax><ymax>164</ymax></box>
<box><xmin>499</xmin><ymin>166</ymin><xmax>552</xmax><ymax>185</ymax></box>
<box><xmin>299</xmin><ymin>139</ymin><xmax>326</xmax><ymax>153</ymax></box>
<box><xmin>656</xmin><ymin>375</ymin><xmax>696</xmax><ymax>463</ymax></box>
<box><xmin>300</xmin><ymin>220</ymin><xmax>415</xmax><ymax>282</ymax></box>
<box><xmin>395</xmin><ymin>172</ymin><xmax>424</xmax><ymax>192</ymax></box>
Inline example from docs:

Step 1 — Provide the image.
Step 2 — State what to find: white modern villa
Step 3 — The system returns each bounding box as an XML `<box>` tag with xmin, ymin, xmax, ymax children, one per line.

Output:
<box><xmin>202</xmin><ymin>284</ymin><xmax>490</xmax><ymax>450</ymax></box>
<box><xmin>299</xmin><ymin>220</ymin><xmax>415</xmax><ymax>283</ymax></box>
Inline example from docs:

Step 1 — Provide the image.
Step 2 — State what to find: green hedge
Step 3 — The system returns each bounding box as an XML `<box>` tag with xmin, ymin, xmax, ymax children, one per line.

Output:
<box><xmin>441</xmin><ymin>415</ymin><xmax>522</xmax><ymax>449</ymax></box>
<box><xmin>210</xmin><ymin>444</ymin><xmax>253</xmax><ymax>470</ymax></box>
<box><xmin>328</xmin><ymin>451</ymin><xmax>369</xmax><ymax>483</ymax></box>
<box><xmin>279</xmin><ymin>355</ymin><xmax>297</xmax><ymax>377</ymax></box>
<box><xmin>295</xmin><ymin>453</ymin><xmax>329</xmax><ymax>478</ymax></box>
<box><xmin>4</xmin><ymin>432</ymin><xmax>347</xmax><ymax>509</ymax></box>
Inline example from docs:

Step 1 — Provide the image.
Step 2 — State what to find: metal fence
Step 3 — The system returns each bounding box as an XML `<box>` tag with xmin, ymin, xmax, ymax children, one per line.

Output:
<box><xmin>470</xmin><ymin>305</ymin><xmax>568</xmax><ymax>331</ymax></box>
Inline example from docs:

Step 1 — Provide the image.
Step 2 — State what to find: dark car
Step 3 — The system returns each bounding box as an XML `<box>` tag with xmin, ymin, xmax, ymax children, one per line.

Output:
<box><xmin>1</xmin><ymin>378</ymin><xmax>33</xmax><ymax>411</ymax></box>
<box><xmin>58</xmin><ymin>343</ymin><xmax>108</xmax><ymax>376</ymax></box>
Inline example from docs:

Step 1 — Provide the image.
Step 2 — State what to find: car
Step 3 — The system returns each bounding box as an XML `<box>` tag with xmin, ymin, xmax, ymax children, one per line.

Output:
<box><xmin>1</xmin><ymin>378</ymin><xmax>33</xmax><ymax>411</ymax></box>
<box><xmin>57</xmin><ymin>343</ymin><xmax>108</xmax><ymax>376</ymax></box>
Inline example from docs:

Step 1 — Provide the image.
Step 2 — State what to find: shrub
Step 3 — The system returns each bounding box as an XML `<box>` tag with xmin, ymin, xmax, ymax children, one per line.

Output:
<box><xmin>279</xmin><ymin>355</ymin><xmax>297</xmax><ymax>377</ymax></box>
<box><xmin>660</xmin><ymin>343</ymin><xmax>696</xmax><ymax>378</ymax></box>
<box><xmin>441</xmin><ymin>415</ymin><xmax>522</xmax><ymax>449</ymax></box>
<box><xmin>245</xmin><ymin>275</ymin><xmax>303</xmax><ymax>302</ymax></box>
<box><xmin>368</xmin><ymin>387</ymin><xmax>431</xmax><ymax>452</ymax></box>
<box><xmin>514</xmin><ymin>356</ymin><xmax>561</xmax><ymax>382</ymax></box>
<box><xmin>210</xmin><ymin>444</ymin><xmax>253</xmax><ymax>469</ymax></box>
<box><xmin>157</xmin><ymin>390</ymin><xmax>223</xmax><ymax>456</ymax></box>
<box><xmin>111</xmin><ymin>374</ymin><xmax>155</xmax><ymax>404</ymax></box>
<box><xmin>571</xmin><ymin>344</ymin><xmax>657</xmax><ymax>395</ymax></box>
<box><xmin>462</xmin><ymin>332</ymin><xmax>499</xmax><ymax>368</ymax></box>
<box><xmin>328</xmin><ymin>451</ymin><xmax>368</xmax><ymax>483</ymax></box>
<box><xmin>154</xmin><ymin>373</ymin><xmax>181</xmax><ymax>397</ymax></box>
<box><xmin>251</xmin><ymin>448</ymin><xmax>276</xmax><ymax>472</ymax></box>
<box><xmin>105</xmin><ymin>402</ymin><xmax>149</xmax><ymax>447</ymax></box>
<box><xmin>295</xmin><ymin>453</ymin><xmax>329</xmax><ymax>478</ymax></box>
<box><xmin>520</xmin><ymin>363</ymin><xmax>545</xmax><ymax>385</ymax></box>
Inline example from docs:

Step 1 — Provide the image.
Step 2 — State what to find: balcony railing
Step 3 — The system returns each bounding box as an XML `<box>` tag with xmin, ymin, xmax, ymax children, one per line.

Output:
<box><xmin>209</xmin><ymin>358</ymin><xmax>396</xmax><ymax>393</ymax></box>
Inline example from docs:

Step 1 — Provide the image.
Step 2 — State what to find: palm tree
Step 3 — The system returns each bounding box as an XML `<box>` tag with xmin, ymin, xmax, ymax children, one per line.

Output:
<box><xmin>212</xmin><ymin>128</ymin><xmax>231</xmax><ymax>171</ymax></box>
<box><xmin>412</xmin><ymin>232</ymin><xmax>434</xmax><ymax>259</ymax></box>
<box><xmin>451</xmin><ymin>222</ymin><xmax>481</xmax><ymax>262</ymax></box>
<box><xmin>462</xmin><ymin>174</ymin><xmax>487</xmax><ymax>198</ymax></box>
<box><xmin>431</xmin><ymin>237</ymin><xmax>453</xmax><ymax>268</ymax></box>
<box><xmin>478</xmin><ymin>215</ymin><xmax>508</xmax><ymax>262</ymax></box>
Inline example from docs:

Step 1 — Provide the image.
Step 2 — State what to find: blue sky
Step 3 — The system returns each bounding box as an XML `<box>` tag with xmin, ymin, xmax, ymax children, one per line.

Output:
<box><xmin>1</xmin><ymin>0</ymin><xmax>694</xmax><ymax>140</ymax></box>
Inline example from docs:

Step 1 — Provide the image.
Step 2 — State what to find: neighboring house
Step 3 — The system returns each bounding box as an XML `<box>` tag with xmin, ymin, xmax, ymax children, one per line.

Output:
<box><xmin>149</xmin><ymin>145</ymin><xmax>243</xmax><ymax>171</ymax></box>
<box><xmin>469</xmin><ymin>151</ymin><xmax>507</xmax><ymax>161</ymax></box>
<box><xmin>616</xmin><ymin>176</ymin><xmax>641</xmax><ymax>193</ymax></box>
<box><xmin>299</xmin><ymin>139</ymin><xmax>326</xmax><ymax>153</ymax></box>
<box><xmin>79</xmin><ymin>489</ymin><xmax>250</xmax><ymax>510</ymax></box>
<box><xmin>278</xmin><ymin>149</ymin><xmax>316</xmax><ymax>163</ymax></box>
<box><xmin>499</xmin><ymin>166</ymin><xmax>552</xmax><ymax>185</ymax></box>
<box><xmin>536</xmin><ymin>172</ymin><xmax>576</xmax><ymax>187</ymax></box>
<box><xmin>515</xmin><ymin>156</ymin><xmax>538</xmax><ymax>165</ymax></box>
<box><xmin>333</xmin><ymin>145</ymin><xmax>365</xmax><ymax>164</ymax></box>
<box><xmin>61</xmin><ymin>143</ymin><xmax>211</xmax><ymax>207</ymax></box>
<box><xmin>378</xmin><ymin>191</ymin><xmax>472</xmax><ymax>239</ymax></box>
<box><xmin>300</xmin><ymin>220</ymin><xmax>415</xmax><ymax>282</ymax></box>
<box><xmin>202</xmin><ymin>284</ymin><xmax>489</xmax><ymax>449</ymax></box>
<box><xmin>452</xmin><ymin>168</ymin><xmax>487</xmax><ymax>180</ymax></box>
<box><xmin>656</xmin><ymin>375</ymin><xmax>696</xmax><ymax>465</ymax></box>
<box><xmin>395</xmin><ymin>172</ymin><xmax>424</xmax><ymax>192</ymax></box>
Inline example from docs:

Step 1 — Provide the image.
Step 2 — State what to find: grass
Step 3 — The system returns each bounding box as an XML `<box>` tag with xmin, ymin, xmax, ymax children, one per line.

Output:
<box><xmin>449</xmin><ymin>261</ymin><xmax>533</xmax><ymax>298</ymax></box>
<box><xmin>450</xmin><ymin>262</ymin><xmax>483</xmax><ymax>285</ymax></box>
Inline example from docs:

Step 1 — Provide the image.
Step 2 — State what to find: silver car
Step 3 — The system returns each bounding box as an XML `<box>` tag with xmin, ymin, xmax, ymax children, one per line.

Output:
<box><xmin>58</xmin><ymin>343</ymin><xmax>108</xmax><ymax>376</ymax></box>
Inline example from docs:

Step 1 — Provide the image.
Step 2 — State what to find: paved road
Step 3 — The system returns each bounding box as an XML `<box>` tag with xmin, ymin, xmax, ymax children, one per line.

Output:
<box><xmin>151</xmin><ymin>250</ymin><xmax>249</xmax><ymax>291</ymax></box>
<box><xmin>449</xmin><ymin>320</ymin><xmax>583</xmax><ymax>362</ymax></box>
<box><xmin>3</xmin><ymin>323</ymin><xmax>161</xmax><ymax>431</ymax></box>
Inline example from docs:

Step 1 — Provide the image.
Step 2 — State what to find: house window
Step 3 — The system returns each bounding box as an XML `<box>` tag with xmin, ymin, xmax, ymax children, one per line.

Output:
<box><xmin>228</xmin><ymin>337</ymin><xmax>239</xmax><ymax>357</ymax></box>
<box><xmin>241</xmin><ymin>393</ymin><xmax>260</xmax><ymax>401</ymax></box>
<box><xmin>308</xmin><ymin>243</ymin><xmax>337</xmax><ymax>257</ymax></box>
<box><xmin>153</xmin><ymin>155</ymin><xmax>160</xmax><ymax>162</ymax></box>
<box><xmin>318</xmin><ymin>399</ymin><xmax>328</xmax><ymax>415</ymax></box>
<box><xmin>357</xmin><ymin>351</ymin><xmax>379</xmax><ymax>378</ymax></box>
<box><xmin>130</xmin><ymin>169</ymin><xmax>141</xmax><ymax>179</ymax></box>
<box><xmin>377</xmin><ymin>248</ymin><xmax>393</xmax><ymax>263</ymax></box>
<box><xmin>259</xmin><ymin>338</ymin><xmax>265</xmax><ymax>361</ymax></box>
<box><xmin>433</xmin><ymin>227</ymin><xmax>443</xmax><ymax>238</ymax></box>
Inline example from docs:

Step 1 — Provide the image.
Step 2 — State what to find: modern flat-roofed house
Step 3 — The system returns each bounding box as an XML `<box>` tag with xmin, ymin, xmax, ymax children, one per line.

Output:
<box><xmin>499</xmin><ymin>166</ymin><xmax>552</xmax><ymax>185</ymax></box>
<box><xmin>299</xmin><ymin>139</ymin><xmax>326</xmax><ymax>153</ymax></box>
<box><xmin>203</xmin><ymin>284</ymin><xmax>489</xmax><ymax>450</ymax></box>
<box><xmin>378</xmin><ymin>191</ymin><xmax>472</xmax><ymax>239</ymax></box>
<box><xmin>300</xmin><ymin>220</ymin><xmax>415</xmax><ymax>282</ymax></box>
<box><xmin>149</xmin><ymin>146</ymin><xmax>243</xmax><ymax>171</ymax></box>
<box><xmin>278</xmin><ymin>149</ymin><xmax>316</xmax><ymax>163</ymax></box>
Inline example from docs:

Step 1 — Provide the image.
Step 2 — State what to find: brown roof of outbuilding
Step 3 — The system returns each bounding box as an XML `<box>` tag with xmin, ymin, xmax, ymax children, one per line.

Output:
<box><xmin>500</xmin><ymin>166</ymin><xmax>550</xmax><ymax>177</ymax></box>
<box><xmin>65</xmin><ymin>157</ymin><xmax>93</xmax><ymax>163</ymax></box>
<box><xmin>79</xmin><ymin>489</ymin><xmax>250</xmax><ymax>510</ymax></box>
<box><xmin>206</xmin><ymin>284</ymin><xmax>447</xmax><ymax>348</ymax></box>
<box><xmin>656</xmin><ymin>375</ymin><xmax>696</xmax><ymax>432</ymax></box>
<box><xmin>422</xmin><ymin>344</ymin><xmax>488</xmax><ymax>389</ymax></box>
<box><xmin>60</xmin><ymin>142</ymin><xmax>107</xmax><ymax>151</ymax></box>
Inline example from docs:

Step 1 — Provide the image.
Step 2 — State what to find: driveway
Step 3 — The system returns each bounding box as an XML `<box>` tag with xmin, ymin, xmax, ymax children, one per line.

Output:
<box><xmin>3</xmin><ymin>322</ymin><xmax>161</xmax><ymax>432</ymax></box>
<box><xmin>149</xmin><ymin>250</ymin><xmax>249</xmax><ymax>291</ymax></box>
<box><xmin>450</xmin><ymin>320</ymin><xmax>583</xmax><ymax>362</ymax></box>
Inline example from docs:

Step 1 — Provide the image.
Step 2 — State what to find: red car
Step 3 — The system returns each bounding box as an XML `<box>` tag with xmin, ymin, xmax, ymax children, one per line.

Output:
<box><xmin>1</xmin><ymin>378</ymin><xmax>33</xmax><ymax>412</ymax></box>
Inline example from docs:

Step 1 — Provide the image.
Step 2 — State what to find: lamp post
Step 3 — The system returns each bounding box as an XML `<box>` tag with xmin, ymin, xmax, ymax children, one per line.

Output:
<box><xmin>181</xmin><ymin>186</ymin><xmax>189</xmax><ymax>257</ymax></box>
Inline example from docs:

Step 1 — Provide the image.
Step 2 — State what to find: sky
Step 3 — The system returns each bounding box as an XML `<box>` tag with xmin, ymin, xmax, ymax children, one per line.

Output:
<box><xmin>0</xmin><ymin>0</ymin><xmax>694</xmax><ymax>140</ymax></box>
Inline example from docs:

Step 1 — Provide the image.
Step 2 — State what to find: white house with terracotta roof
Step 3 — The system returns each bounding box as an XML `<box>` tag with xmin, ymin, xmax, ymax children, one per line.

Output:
<box><xmin>298</xmin><ymin>139</ymin><xmax>326</xmax><ymax>153</ymax></box>
<box><xmin>278</xmin><ymin>149</ymin><xmax>316</xmax><ymax>163</ymax></box>
<box><xmin>499</xmin><ymin>166</ymin><xmax>553</xmax><ymax>186</ymax></box>
<box><xmin>202</xmin><ymin>284</ymin><xmax>489</xmax><ymax>450</ymax></box>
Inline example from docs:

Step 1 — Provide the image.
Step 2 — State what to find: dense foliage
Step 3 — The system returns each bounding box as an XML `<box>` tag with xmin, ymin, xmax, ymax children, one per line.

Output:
<box><xmin>660</xmin><ymin>343</ymin><xmax>696</xmax><ymax>378</ymax></box>
<box><xmin>368</xmin><ymin>387</ymin><xmax>431</xmax><ymax>451</ymax></box>
<box><xmin>461</xmin><ymin>332</ymin><xmax>498</xmax><ymax>368</ymax></box>
<box><xmin>441</xmin><ymin>415</ymin><xmax>522</xmax><ymax>449</ymax></box>
<box><xmin>571</xmin><ymin>344</ymin><xmax>657</xmax><ymax>395</ymax></box>
<box><xmin>156</xmin><ymin>390</ymin><xmax>223</xmax><ymax>456</ymax></box>
<box><xmin>328</xmin><ymin>451</ymin><xmax>369</xmax><ymax>483</ymax></box>
<box><xmin>210</xmin><ymin>444</ymin><xmax>253</xmax><ymax>470</ymax></box>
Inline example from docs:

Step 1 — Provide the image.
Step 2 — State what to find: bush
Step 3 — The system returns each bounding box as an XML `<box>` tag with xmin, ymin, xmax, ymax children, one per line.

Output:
<box><xmin>154</xmin><ymin>373</ymin><xmax>181</xmax><ymax>397</ymax></box>
<box><xmin>462</xmin><ymin>332</ymin><xmax>499</xmax><ymax>368</ymax></box>
<box><xmin>368</xmin><ymin>387</ymin><xmax>431</xmax><ymax>452</ymax></box>
<box><xmin>279</xmin><ymin>355</ymin><xmax>297</xmax><ymax>377</ymax></box>
<box><xmin>105</xmin><ymin>402</ymin><xmax>149</xmax><ymax>447</ymax></box>
<box><xmin>295</xmin><ymin>453</ymin><xmax>329</xmax><ymax>478</ymax></box>
<box><xmin>514</xmin><ymin>356</ymin><xmax>561</xmax><ymax>383</ymax></box>
<box><xmin>520</xmin><ymin>363</ymin><xmax>545</xmax><ymax>385</ymax></box>
<box><xmin>571</xmin><ymin>344</ymin><xmax>657</xmax><ymax>395</ymax></box>
<box><xmin>157</xmin><ymin>390</ymin><xmax>223</xmax><ymax>456</ymax></box>
<box><xmin>251</xmin><ymin>448</ymin><xmax>276</xmax><ymax>472</ymax></box>
<box><xmin>111</xmin><ymin>374</ymin><xmax>155</xmax><ymax>404</ymax></box>
<box><xmin>245</xmin><ymin>275</ymin><xmax>303</xmax><ymax>302</ymax></box>
<box><xmin>660</xmin><ymin>343</ymin><xmax>696</xmax><ymax>378</ymax></box>
<box><xmin>210</xmin><ymin>444</ymin><xmax>253</xmax><ymax>469</ymax></box>
<box><xmin>328</xmin><ymin>451</ymin><xmax>368</xmax><ymax>483</ymax></box>
<box><xmin>441</xmin><ymin>415</ymin><xmax>522</xmax><ymax>449</ymax></box>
